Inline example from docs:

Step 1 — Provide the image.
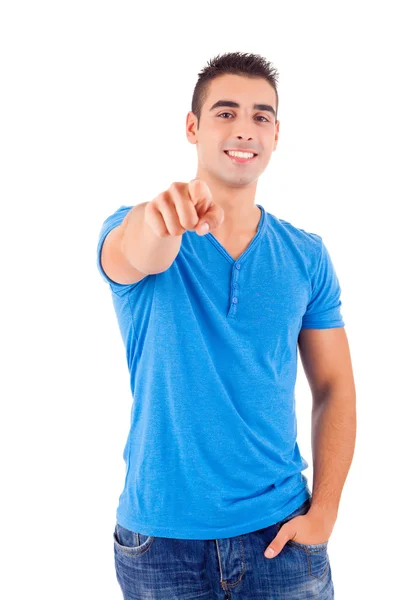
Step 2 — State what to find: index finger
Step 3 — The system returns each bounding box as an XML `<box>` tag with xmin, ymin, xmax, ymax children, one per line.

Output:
<box><xmin>187</xmin><ymin>179</ymin><xmax>213</xmax><ymax>209</ymax></box>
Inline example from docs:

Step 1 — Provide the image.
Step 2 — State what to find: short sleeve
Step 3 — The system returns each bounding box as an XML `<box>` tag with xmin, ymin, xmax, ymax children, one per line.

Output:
<box><xmin>301</xmin><ymin>237</ymin><xmax>345</xmax><ymax>329</ymax></box>
<box><xmin>96</xmin><ymin>204</ymin><xmax>146</xmax><ymax>295</ymax></box>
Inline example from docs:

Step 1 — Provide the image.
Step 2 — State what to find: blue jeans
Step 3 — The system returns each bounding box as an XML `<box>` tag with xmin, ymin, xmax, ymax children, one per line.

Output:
<box><xmin>113</xmin><ymin>497</ymin><xmax>334</xmax><ymax>599</ymax></box>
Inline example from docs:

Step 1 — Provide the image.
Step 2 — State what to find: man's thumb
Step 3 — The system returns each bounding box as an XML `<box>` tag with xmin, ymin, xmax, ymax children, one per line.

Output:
<box><xmin>264</xmin><ymin>524</ymin><xmax>291</xmax><ymax>559</ymax></box>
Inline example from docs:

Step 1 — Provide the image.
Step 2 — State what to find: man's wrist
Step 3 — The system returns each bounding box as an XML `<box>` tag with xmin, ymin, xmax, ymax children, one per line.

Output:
<box><xmin>307</xmin><ymin>503</ymin><xmax>338</xmax><ymax>527</ymax></box>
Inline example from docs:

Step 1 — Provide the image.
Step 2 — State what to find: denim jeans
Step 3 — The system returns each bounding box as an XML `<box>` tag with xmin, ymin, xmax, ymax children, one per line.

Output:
<box><xmin>113</xmin><ymin>497</ymin><xmax>334</xmax><ymax>599</ymax></box>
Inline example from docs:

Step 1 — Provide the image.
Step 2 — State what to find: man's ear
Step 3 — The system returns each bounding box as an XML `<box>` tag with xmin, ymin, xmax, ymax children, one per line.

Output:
<box><xmin>186</xmin><ymin>112</ymin><xmax>198</xmax><ymax>145</ymax></box>
<box><xmin>273</xmin><ymin>119</ymin><xmax>280</xmax><ymax>151</ymax></box>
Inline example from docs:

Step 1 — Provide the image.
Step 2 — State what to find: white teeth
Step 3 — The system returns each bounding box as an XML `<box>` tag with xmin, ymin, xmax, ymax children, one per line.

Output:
<box><xmin>227</xmin><ymin>151</ymin><xmax>255</xmax><ymax>159</ymax></box>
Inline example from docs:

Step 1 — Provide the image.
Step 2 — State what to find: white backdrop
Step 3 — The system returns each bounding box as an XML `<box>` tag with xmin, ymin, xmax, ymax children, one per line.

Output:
<box><xmin>1</xmin><ymin>1</ymin><xmax>399</xmax><ymax>598</ymax></box>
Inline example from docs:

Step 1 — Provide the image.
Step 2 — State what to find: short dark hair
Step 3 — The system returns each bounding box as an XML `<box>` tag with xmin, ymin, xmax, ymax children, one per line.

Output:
<box><xmin>191</xmin><ymin>52</ymin><xmax>279</xmax><ymax>128</ymax></box>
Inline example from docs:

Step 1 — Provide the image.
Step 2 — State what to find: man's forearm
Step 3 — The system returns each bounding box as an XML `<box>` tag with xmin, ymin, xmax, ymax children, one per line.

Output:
<box><xmin>307</xmin><ymin>388</ymin><xmax>357</xmax><ymax>524</ymax></box>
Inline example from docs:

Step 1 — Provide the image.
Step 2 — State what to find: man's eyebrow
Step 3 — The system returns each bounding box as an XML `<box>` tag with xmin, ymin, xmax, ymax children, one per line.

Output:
<box><xmin>209</xmin><ymin>100</ymin><xmax>276</xmax><ymax>119</ymax></box>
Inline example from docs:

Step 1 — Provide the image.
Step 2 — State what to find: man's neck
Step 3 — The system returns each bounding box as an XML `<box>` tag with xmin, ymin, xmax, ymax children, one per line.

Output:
<box><xmin>216</xmin><ymin>204</ymin><xmax>261</xmax><ymax>236</ymax></box>
<box><xmin>194</xmin><ymin>173</ymin><xmax>260</xmax><ymax>238</ymax></box>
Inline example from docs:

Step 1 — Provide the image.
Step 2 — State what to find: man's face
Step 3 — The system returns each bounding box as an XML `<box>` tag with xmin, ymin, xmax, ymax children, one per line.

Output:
<box><xmin>187</xmin><ymin>74</ymin><xmax>280</xmax><ymax>187</ymax></box>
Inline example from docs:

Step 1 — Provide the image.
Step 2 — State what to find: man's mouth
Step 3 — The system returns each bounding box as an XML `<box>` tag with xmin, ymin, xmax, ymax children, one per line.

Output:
<box><xmin>224</xmin><ymin>150</ymin><xmax>258</xmax><ymax>164</ymax></box>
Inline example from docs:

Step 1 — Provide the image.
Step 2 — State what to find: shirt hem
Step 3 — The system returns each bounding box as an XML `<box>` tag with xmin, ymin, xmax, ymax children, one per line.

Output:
<box><xmin>116</xmin><ymin>488</ymin><xmax>312</xmax><ymax>540</ymax></box>
<box><xmin>301</xmin><ymin>321</ymin><xmax>345</xmax><ymax>329</ymax></box>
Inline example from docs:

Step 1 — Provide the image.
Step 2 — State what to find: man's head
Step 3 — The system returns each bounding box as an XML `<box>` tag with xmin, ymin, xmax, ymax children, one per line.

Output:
<box><xmin>186</xmin><ymin>52</ymin><xmax>280</xmax><ymax>188</ymax></box>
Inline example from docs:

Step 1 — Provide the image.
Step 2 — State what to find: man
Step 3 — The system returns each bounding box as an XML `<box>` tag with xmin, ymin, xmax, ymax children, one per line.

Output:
<box><xmin>97</xmin><ymin>52</ymin><xmax>356</xmax><ymax>599</ymax></box>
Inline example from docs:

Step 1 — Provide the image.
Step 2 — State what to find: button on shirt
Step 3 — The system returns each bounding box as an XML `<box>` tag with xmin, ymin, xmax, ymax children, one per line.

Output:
<box><xmin>96</xmin><ymin>203</ymin><xmax>345</xmax><ymax>539</ymax></box>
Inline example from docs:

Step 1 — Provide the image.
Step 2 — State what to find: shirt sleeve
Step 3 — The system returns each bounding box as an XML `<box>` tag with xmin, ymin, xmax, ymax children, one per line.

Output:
<box><xmin>301</xmin><ymin>236</ymin><xmax>345</xmax><ymax>329</ymax></box>
<box><xmin>96</xmin><ymin>204</ymin><xmax>146</xmax><ymax>295</ymax></box>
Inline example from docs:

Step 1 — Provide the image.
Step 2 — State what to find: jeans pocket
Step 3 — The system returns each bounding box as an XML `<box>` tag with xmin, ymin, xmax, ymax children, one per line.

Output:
<box><xmin>287</xmin><ymin>539</ymin><xmax>329</xmax><ymax>551</ymax></box>
<box><xmin>287</xmin><ymin>540</ymin><xmax>330</xmax><ymax>580</ymax></box>
<box><xmin>113</xmin><ymin>522</ymin><xmax>155</xmax><ymax>556</ymax></box>
<box><xmin>275</xmin><ymin>500</ymin><xmax>330</xmax><ymax>580</ymax></box>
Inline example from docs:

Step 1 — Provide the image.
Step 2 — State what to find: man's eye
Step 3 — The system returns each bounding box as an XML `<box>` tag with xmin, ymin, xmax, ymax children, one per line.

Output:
<box><xmin>218</xmin><ymin>113</ymin><xmax>269</xmax><ymax>123</ymax></box>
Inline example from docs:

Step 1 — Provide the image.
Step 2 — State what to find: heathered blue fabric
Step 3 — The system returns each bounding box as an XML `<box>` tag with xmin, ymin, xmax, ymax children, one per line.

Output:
<box><xmin>96</xmin><ymin>203</ymin><xmax>345</xmax><ymax>539</ymax></box>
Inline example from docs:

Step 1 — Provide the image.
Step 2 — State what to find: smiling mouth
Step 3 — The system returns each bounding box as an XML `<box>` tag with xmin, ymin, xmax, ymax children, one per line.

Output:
<box><xmin>224</xmin><ymin>151</ymin><xmax>258</xmax><ymax>163</ymax></box>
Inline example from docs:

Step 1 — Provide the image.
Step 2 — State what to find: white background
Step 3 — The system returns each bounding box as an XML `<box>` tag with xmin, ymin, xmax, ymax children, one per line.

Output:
<box><xmin>1</xmin><ymin>1</ymin><xmax>399</xmax><ymax>598</ymax></box>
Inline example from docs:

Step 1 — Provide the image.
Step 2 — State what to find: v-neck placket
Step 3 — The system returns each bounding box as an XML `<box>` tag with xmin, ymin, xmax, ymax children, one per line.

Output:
<box><xmin>205</xmin><ymin>204</ymin><xmax>267</xmax><ymax>320</ymax></box>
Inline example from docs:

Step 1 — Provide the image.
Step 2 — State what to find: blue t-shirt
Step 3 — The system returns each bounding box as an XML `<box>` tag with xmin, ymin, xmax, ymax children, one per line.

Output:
<box><xmin>96</xmin><ymin>203</ymin><xmax>345</xmax><ymax>539</ymax></box>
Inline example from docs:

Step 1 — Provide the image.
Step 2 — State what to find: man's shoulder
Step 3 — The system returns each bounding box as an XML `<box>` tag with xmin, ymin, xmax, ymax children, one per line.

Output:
<box><xmin>266</xmin><ymin>211</ymin><xmax>322</xmax><ymax>252</ymax></box>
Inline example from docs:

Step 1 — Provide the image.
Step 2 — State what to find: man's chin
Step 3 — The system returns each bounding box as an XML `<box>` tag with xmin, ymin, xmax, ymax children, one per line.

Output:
<box><xmin>220</xmin><ymin>176</ymin><xmax>258</xmax><ymax>188</ymax></box>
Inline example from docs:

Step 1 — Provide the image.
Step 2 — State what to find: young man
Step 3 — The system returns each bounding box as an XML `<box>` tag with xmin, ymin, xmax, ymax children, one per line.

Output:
<box><xmin>97</xmin><ymin>52</ymin><xmax>356</xmax><ymax>599</ymax></box>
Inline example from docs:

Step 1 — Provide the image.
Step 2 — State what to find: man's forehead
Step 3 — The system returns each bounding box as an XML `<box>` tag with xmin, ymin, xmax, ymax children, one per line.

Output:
<box><xmin>207</xmin><ymin>77</ymin><xmax>276</xmax><ymax>109</ymax></box>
